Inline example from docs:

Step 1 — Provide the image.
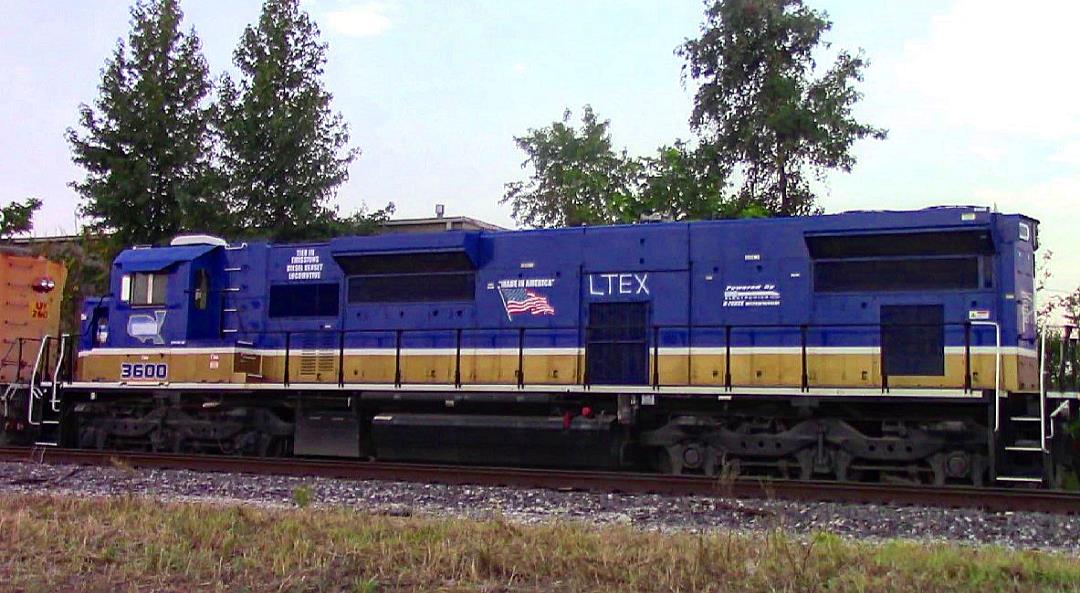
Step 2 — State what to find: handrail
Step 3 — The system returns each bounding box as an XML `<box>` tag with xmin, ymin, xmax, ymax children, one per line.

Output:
<box><xmin>210</xmin><ymin>321</ymin><xmax>994</xmax><ymax>392</ymax></box>
<box><xmin>27</xmin><ymin>337</ymin><xmax>49</xmax><ymax>391</ymax></box>
<box><xmin>26</xmin><ymin>337</ymin><xmax>50</xmax><ymax>427</ymax></box>
<box><xmin>74</xmin><ymin>320</ymin><xmax>1005</xmax><ymax>394</ymax></box>
<box><xmin>1040</xmin><ymin>329</ymin><xmax>1048</xmax><ymax>448</ymax></box>
<box><xmin>1038</xmin><ymin>324</ymin><xmax>1079</xmax><ymax>450</ymax></box>
<box><xmin>49</xmin><ymin>334</ymin><xmax>69</xmax><ymax>413</ymax></box>
<box><xmin>969</xmin><ymin>321</ymin><xmax>1001</xmax><ymax>431</ymax></box>
<box><xmin>220</xmin><ymin>321</ymin><xmax>984</xmax><ymax>339</ymax></box>
<box><xmin>16</xmin><ymin>338</ymin><xmax>24</xmax><ymax>383</ymax></box>
<box><xmin>1049</xmin><ymin>401</ymin><xmax>1070</xmax><ymax>440</ymax></box>
<box><xmin>1040</xmin><ymin>324</ymin><xmax>1079</xmax><ymax>394</ymax></box>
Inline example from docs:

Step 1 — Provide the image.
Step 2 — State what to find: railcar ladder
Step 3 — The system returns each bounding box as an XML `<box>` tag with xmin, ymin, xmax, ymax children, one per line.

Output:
<box><xmin>26</xmin><ymin>336</ymin><xmax>66</xmax><ymax>447</ymax></box>
<box><xmin>993</xmin><ymin>390</ymin><xmax>1048</xmax><ymax>485</ymax></box>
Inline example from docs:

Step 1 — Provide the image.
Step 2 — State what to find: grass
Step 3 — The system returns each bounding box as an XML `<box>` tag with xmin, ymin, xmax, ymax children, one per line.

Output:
<box><xmin>1</xmin><ymin>493</ymin><xmax>1078</xmax><ymax>592</ymax></box>
<box><xmin>292</xmin><ymin>484</ymin><xmax>314</xmax><ymax>508</ymax></box>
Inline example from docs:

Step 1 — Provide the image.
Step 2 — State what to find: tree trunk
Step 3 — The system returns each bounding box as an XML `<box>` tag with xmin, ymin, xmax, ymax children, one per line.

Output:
<box><xmin>777</xmin><ymin>151</ymin><xmax>789</xmax><ymax>216</ymax></box>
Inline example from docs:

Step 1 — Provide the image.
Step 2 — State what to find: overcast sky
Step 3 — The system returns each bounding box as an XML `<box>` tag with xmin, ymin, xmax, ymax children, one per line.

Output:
<box><xmin>1</xmin><ymin>0</ymin><xmax>1078</xmax><ymax>296</ymax></box>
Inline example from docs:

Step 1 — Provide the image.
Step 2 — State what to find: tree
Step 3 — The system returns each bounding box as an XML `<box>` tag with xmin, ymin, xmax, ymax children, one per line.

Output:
<box><xmin>502</xmin><ymin>106</ymin><xmax>639</xmax><ymax>228</ymax></box>
<box><xmin>678</xmin><ymin>0</ymin><xmax>886</xmax><ymax>216</ymax></box>
<box><xmin>1035</xmin><ymin>249</ymin><xmax>1080</xmax><ymax>326</ymax></box>
<box><xmin>215</xmin><ymin>0</ymin><xmax>369</xmax><ymax>241</ymax></box>
<box><xmin>68</xmin><ymin>0</ymin><xmax>216</xmax><ymax>247</ymax></box>
<box><xmin>298</xmin><ymin>200</ymin><xmax>397</xmax><ymax>239</ymax></box>
<box><xmin>621</xmin><ymin>142</ymin><xmax>732</xmax><ymax>221</ymax></box>
<box><xmin>1037</xmin><ymin>250</ymin><xmax>1056</xmax><ymax>324</ymax></box>
<box><xmin>0</xmin><ymin>197</ymin><xmax>42</xmax><ymax>238</ymax></box>
<box><xmin>503</xmin><ymin>109</ymin><xmax>769</xmax><ymax>227</ymax></box>
<box><xmin>1052</xmin><ymin>289</ymin><xmax>1080</xmax><ymax>327</ymax></box>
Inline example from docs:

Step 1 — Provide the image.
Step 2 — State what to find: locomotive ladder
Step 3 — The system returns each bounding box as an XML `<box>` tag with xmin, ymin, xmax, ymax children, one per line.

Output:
<box><xmin>993</xmin><ymin>391</ymin><xmax>1048</xmax><ymax>485</ymax></box>
<box><xmin>219</xmin><ymin>242</ymin><xmax>248</xmax><ymax>337</ymax></box>
<box><xmin>992</xmin><ymin>329</ymin><xmax>1052</xmax><ymax>485</ymax></box>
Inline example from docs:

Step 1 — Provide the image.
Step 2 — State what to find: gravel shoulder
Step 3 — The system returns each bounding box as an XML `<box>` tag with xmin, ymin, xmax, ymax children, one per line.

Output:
<box><xmin>1</xmin><ymin>460</ymin><xmax>1077</xmax><ymax>553</ymax></box>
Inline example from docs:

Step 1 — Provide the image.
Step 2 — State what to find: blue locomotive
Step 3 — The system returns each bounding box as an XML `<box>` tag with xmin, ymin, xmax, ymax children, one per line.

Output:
<box><xmin>44</xmin><ymin>205</ymin><xmax>1078</xmax><ymax>485</ymax></box>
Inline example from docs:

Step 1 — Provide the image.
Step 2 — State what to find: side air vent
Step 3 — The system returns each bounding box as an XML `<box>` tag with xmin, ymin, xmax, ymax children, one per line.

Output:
<box><xmin>336</xmin><ymin>250</ymin><xmax>477</xmax><ymax>304</ymax></box>
<box><xmin>805</xmin><ymin>229</ymin><xmax>994</xmax><ymax>259</ymax></box>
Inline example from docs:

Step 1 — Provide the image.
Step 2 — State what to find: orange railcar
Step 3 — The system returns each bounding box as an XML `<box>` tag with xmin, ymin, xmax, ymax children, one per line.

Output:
<box><xmin>0</xmin><ymin>249</ymin><xmax>67</xmax><ymax>385</ymax></box>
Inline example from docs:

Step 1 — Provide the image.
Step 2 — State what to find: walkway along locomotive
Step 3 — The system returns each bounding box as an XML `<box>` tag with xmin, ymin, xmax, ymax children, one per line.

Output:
<box><xmin>16</xmin><ymin>206</ymin><xmax>1080</xmax><ymax>487</ymax></box>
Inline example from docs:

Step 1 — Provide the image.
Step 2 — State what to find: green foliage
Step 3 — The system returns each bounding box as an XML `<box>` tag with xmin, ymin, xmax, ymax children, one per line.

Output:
<box><xmin>0</xmin><ymin>197</ymin><xmax>42</xmax><ymax>238</ymax></box>
<box><xmin>67</xmin><ymin>0</ymin><xmax>219</xmax><ymax>247</ymax></box>
<box><xmin>27</xmin><ymin>234</ymin><xmax>113</xmax><ymax>333</ymax></box>
<box><xmin>1066</xmin><ymin>418</ymin><xmax>1080</xmax><ymax>441</ymax></box>
<box><xmin>502</xmin><ymin>106</ymin><xmax>640</xmax><ymax>228</ymax></box>
<box><xmin>1046</xmin><ymin>287</ymin><xmax>1080</xmax><ymax>327</ymax></box>
<box><xmin>1034</xmin><ymin>249</ymin><xmax>1079</xmax><ymax>337</ymax></box>
<box><xmin>624</xmin><ymin>142</ymin><xmax>726</xmax><ymax>221</ymax></box>
<box><xmin>1062</xmin><ymin>469</ymin><xmax>1080</xmax><ymax>492</ymax></box>
<box><xmin>678</xmin><ymin>0</ymin><xmax>887</xmax><ymax>216</ymax></box>
<box><xmin>505</xmin><ymin>1</ymin><xmax>889</xmax><ymax>229</ymax></box>
<box><xmin>0</xmin><ymin>199</ymin><xmax>108</xmax><ymax>334</ymax></box>
<box><xmin>352</xmin><ymin>577</ymin><xmax>381</xmax><ymax>593</ymax></box>
<box><xmin>292</xmin><ymin>484</ymin><xmax>314</xmax><ymax>508</ymax></box>
<box><xmin>214</xmin><ymin>0</ymin><xmax>383</xmax><ymax>241</ymax></box>
<box><xmin>503</xmin><ymin>109</ymin><xmax>782</xmax><ymax>228</ymax></box>
<box><xmin>1041</xmin><ymin>330</ymin><xmax>1078</xmax><ymax>388</ymax></box>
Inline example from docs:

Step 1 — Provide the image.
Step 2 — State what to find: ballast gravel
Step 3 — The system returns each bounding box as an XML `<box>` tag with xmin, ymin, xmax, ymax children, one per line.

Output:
<box><xmin>1</xmin><ymin>460</ymin><xmax>1077</xmax><ymax>552</ymax></box>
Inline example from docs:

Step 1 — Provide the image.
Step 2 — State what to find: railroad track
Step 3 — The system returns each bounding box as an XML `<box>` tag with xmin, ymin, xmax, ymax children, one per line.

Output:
<box><xmin>1</xmin><ymin>446</ymin><xmax>1078</xmax><ymax>514</ymax></box>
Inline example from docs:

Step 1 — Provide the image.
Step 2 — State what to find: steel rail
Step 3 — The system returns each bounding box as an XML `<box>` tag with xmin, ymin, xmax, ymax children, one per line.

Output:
<box><xmin>1</xmin><ymin>447</ymin><xmax>1078</xmax><ymax>515</ymax></box>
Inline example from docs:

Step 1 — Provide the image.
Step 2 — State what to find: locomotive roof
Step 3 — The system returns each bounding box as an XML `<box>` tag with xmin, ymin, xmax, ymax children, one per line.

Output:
<box><xmin>276</xmin><ymin>205</ymin><xmax>1035</xmax><ymax>248</ymax></box>
<box><xmin>116</xmin><ymin>205</ymin><xmax>1037</xmax><ymax>255</ymax></box>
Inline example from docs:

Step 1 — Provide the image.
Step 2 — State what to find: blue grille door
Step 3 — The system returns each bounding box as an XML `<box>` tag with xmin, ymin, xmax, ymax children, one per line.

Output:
<box><xmin>881</xmin><ymin>305</ymin><xmax>945</xmax><ymax>376</ymax></box>
<box><xmin>587</xmin><ymin>302</ymin><xmax>649</xmax><ymax>385</ymax></box>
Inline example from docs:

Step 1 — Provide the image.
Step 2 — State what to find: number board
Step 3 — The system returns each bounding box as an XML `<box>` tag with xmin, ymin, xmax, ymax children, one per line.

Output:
<box><xmin>120</xmin><ymin>362</ymin><xmax>168</xmax><ymax>380</ymax></box>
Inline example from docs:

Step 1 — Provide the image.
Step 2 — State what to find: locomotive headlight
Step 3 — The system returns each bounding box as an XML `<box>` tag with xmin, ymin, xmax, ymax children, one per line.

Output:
<box><xmin>32</xmin><ymin>276</ymin><xmax>56</xmax><ymax>293</ymax></box>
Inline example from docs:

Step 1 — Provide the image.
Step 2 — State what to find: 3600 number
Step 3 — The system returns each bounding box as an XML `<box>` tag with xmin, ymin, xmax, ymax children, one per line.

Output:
<box><xmin>120</xmin><ymin>362</ymin><xmax>168</xmax><ymax>380</ymax></box>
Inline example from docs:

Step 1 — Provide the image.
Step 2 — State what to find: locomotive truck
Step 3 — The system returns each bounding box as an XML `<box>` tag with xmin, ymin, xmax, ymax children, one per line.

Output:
<box><xmin>9</xmin><ymin>206</ymin><xmax>1080</xmax><ymax>486</ymax></box>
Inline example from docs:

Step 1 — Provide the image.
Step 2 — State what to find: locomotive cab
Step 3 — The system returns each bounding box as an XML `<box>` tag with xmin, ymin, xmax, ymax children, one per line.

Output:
<box><xmin>79</xmin><ymin>236</ymin><xmax>226</xmax><ymax>382</ymax></box>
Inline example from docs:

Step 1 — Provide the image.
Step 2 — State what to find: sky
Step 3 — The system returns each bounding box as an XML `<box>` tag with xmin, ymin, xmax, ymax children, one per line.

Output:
<box><xmin>1</xmin><ymin>0</ymin><xmax>1078</xmax><ymax>298</ymax></box>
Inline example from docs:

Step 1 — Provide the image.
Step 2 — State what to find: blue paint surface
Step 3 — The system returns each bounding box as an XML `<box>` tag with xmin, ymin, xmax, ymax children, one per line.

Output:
<box><xmin>81</xmin><ymin>207</ymin><xmax>1039</xmax><ymax>356</ymax></box>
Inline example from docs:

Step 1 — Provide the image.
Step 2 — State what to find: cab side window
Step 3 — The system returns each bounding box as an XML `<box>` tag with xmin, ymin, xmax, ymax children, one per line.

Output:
<box><xmin>122</xmin><ymin>272</ymin><xmax>168</xmax><ymax>306</ymax></box>
<box><xmin>193</xmin><ymin>270</ymin><xmax>210</xmax><ymax>310</ymax></box>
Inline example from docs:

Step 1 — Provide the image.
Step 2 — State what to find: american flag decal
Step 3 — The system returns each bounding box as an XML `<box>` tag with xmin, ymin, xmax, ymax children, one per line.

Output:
<box><xmin>499</xmin><ymin>286</ymin><xmax>555</xmax><ymax>318</ymax></box>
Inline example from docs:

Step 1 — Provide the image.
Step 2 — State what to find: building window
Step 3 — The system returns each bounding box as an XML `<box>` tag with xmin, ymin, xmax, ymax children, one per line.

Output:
<box><xmin>269</xmin><ymin>283</ymin><xmax>340</xmax><ymax>318</ymax></box>
<box><xmin>122</xmin><ymin>273</ymin><xmax>168</xmax><ymax>306</ymax></box>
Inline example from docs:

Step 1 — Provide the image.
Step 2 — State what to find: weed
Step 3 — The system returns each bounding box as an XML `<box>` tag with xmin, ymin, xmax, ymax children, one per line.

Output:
<box><xmin>713</xmin><ymin>452</ymin><xmax>740</xmax><ymax>497</ymax></box>
<box><xmin>292</xmin><ymin>484</ymin><xmax>314</xmax><ymax>508</ymax></box>
<box><xmin>353</xmin><ymin>577</ymin><xmax>379</xmax><ymax>593</ymax></box>
<box><xmin>1062</xmin><ymin>469</ymin><xmax>1079</xmax><ymax>491</ymax></box>
<box><xmin>107</xmin><ymin>456</ymin><xmax>134</xmax><ymax>474</ymax></box>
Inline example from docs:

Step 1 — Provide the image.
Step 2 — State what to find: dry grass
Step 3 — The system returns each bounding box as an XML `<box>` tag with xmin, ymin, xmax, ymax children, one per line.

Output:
<box><xmin>0</xmin><ymin>493</ymin><xmax>1078</xmax><ymax>592</ymax></box>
